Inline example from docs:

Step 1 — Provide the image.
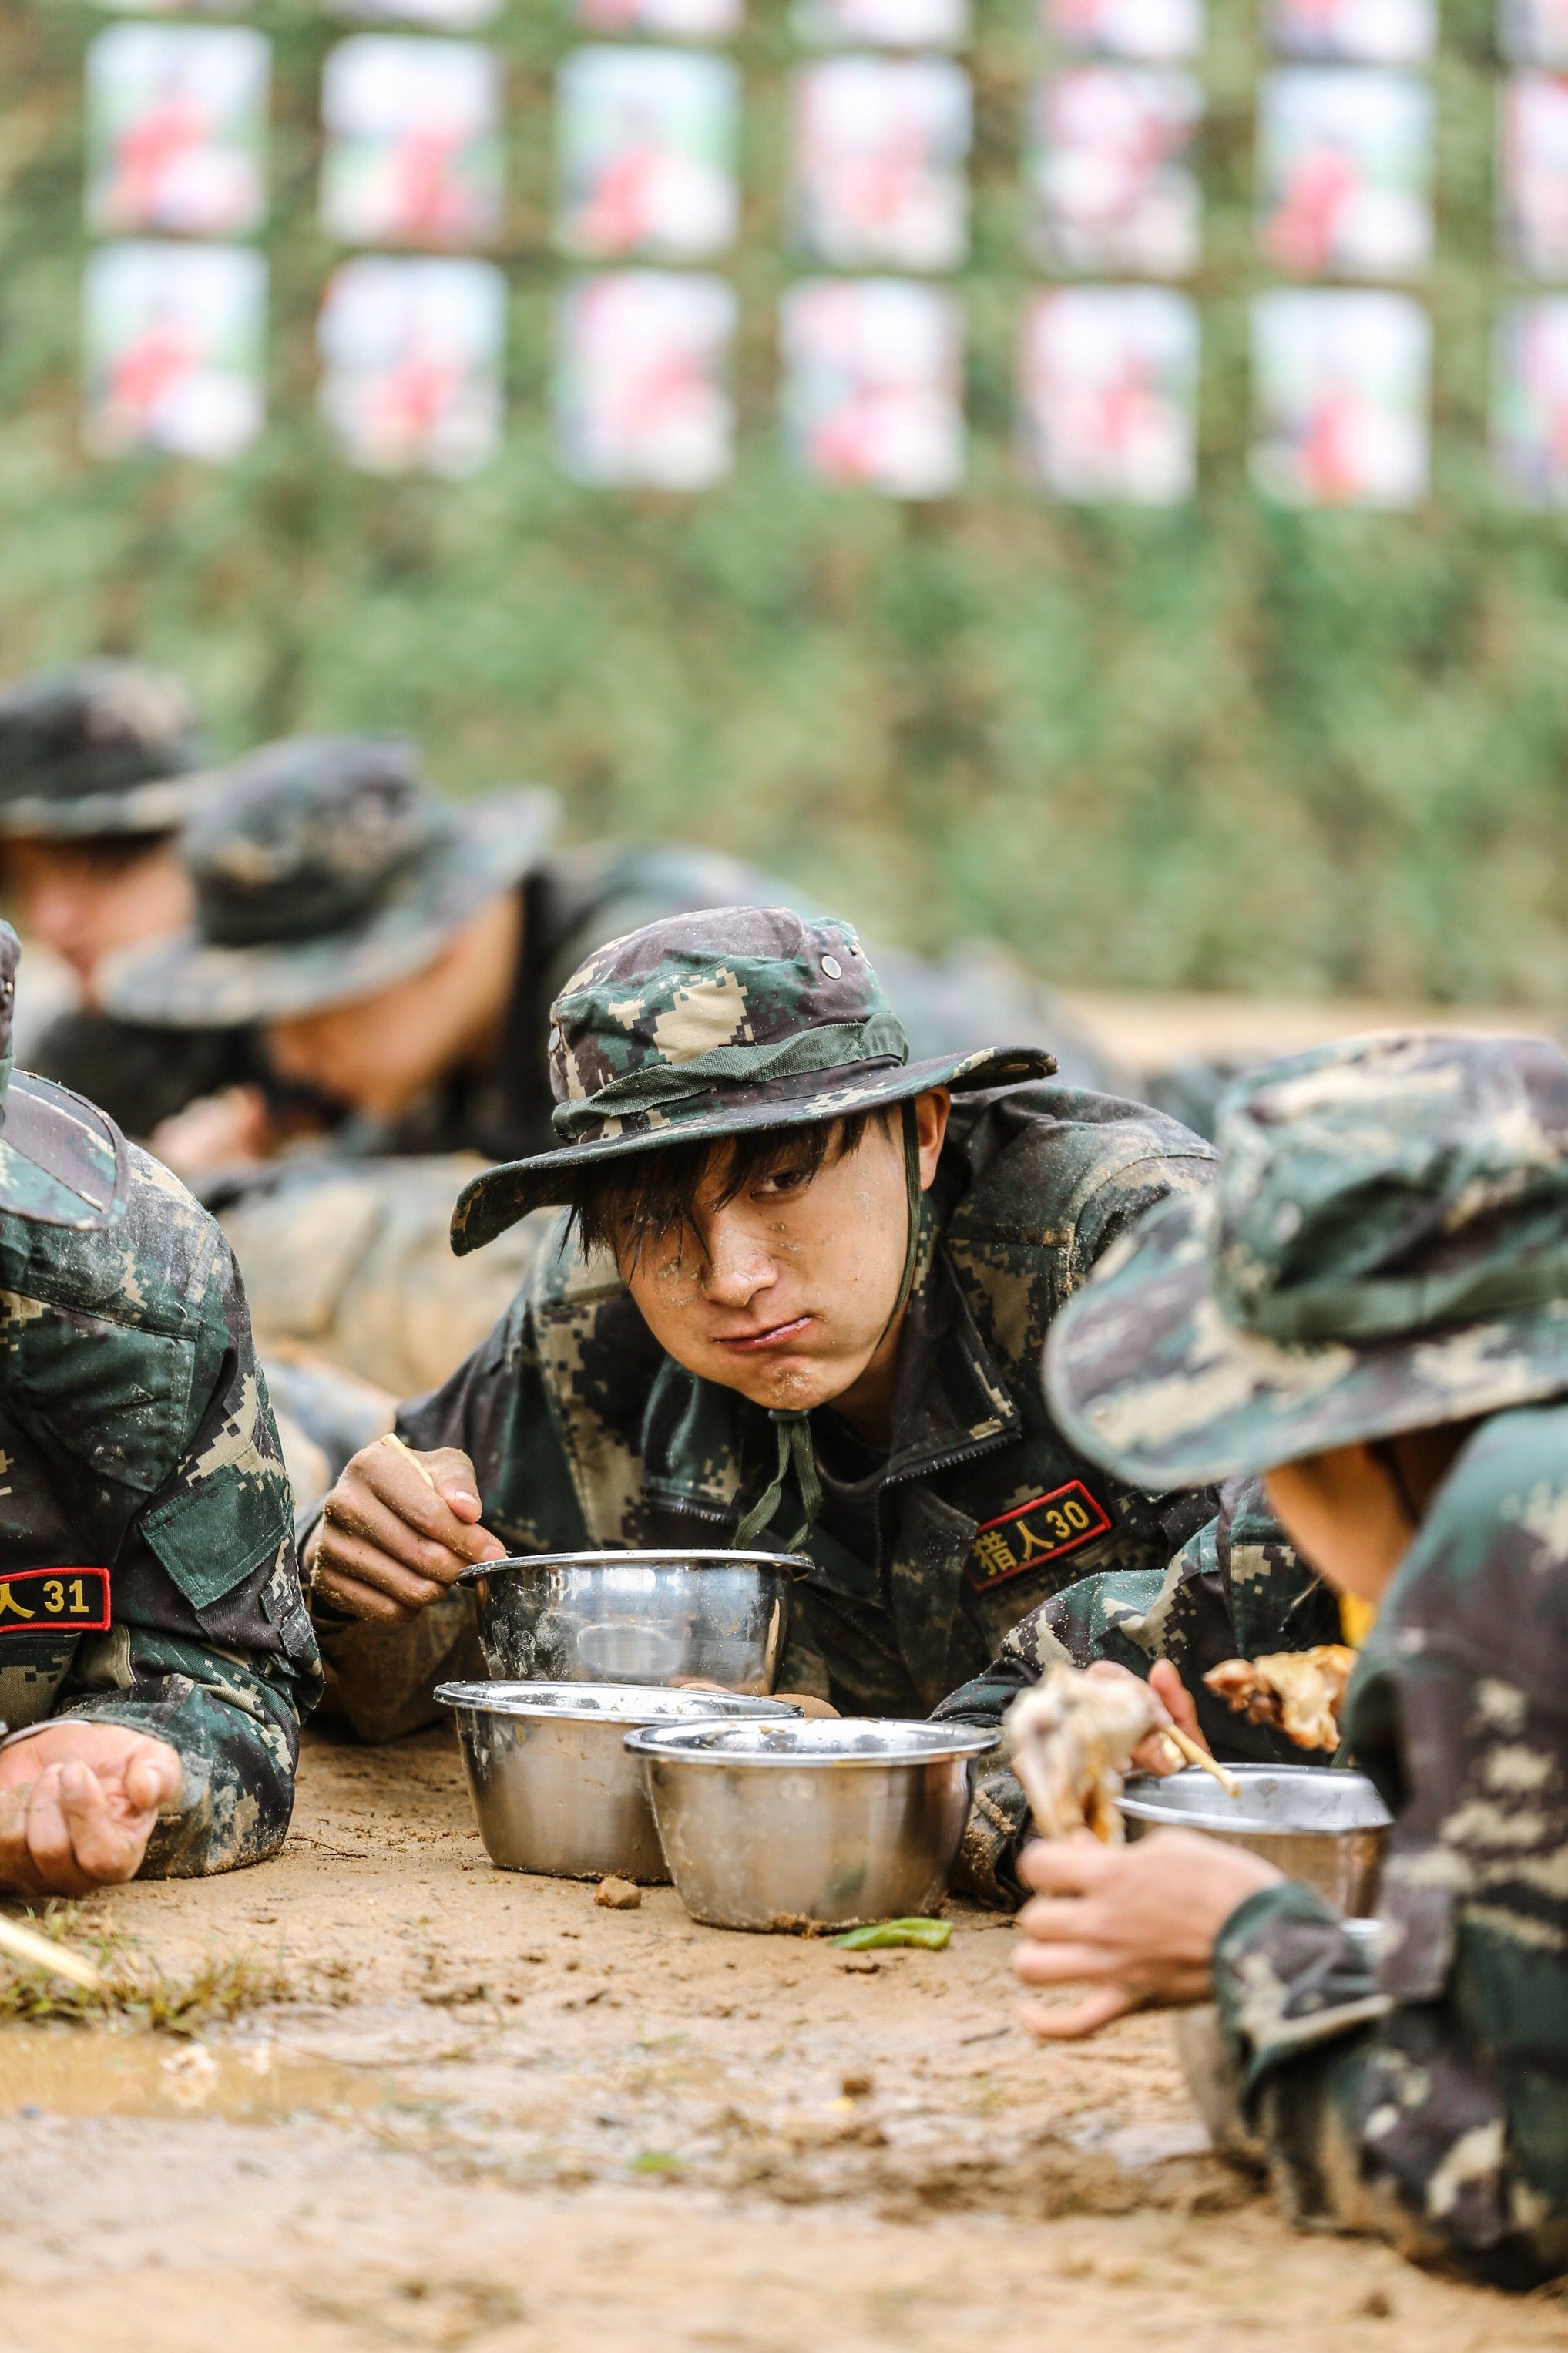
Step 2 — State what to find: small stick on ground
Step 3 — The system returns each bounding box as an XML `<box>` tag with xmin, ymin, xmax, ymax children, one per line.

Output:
<box><xmin>0</xmin><ymin>1913</ymin><xmax>105</xmax><ymax>1992</ymax></box>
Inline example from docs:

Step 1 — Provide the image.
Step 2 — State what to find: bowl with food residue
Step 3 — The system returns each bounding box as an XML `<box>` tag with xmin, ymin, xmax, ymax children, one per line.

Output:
<box><xmin>625</xmin><ymin>1716</ymin><xmax>993</xmax><ymax>1931</ymax></box>
<box><xmin>437</xmin><ymin>1681</ymin><xmax>801</xmax><ymax>1882</ymax></box>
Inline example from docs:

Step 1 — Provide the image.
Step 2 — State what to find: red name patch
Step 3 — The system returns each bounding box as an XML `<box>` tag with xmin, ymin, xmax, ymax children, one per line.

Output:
<box><xmin>965</xmin><ymin>1481</ymin><xmax>1112</xmax><ymax>1591</ymax></box>
<box><xmin>0</xmin><ymin>1567</ymin><xmax>110</xmax><ymax>1635</ymax></box>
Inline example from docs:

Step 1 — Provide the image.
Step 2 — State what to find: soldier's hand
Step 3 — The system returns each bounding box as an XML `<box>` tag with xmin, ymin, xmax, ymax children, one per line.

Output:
<box><xmin>1013</xmin><ymin>1827</ymin><xmax>1281</xmax><ymax>2039</ymax></box>
<box><xmin>0</xmin><ymin>1723</ymin><xmax>183</xmax><ymax>1895</ymax></box>
<box><xmin>306</xmin><ymin>1434</ymin><xmax>507</xmax><ymax>1625</ymax></box>
<box><xmin>1080</xmin><ymin>1658</ymin><xmax>1209</xmax><ymax>1776</ymax></box>
<box><xmin>150</xmin><ymin>1084</ymin><xmax>277</xmax><ymax>1178</ymax></box>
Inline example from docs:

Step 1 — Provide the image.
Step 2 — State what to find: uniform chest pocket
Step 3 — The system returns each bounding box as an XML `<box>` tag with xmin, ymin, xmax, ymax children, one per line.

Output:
<box><xmin>2</xmin><ymin>1293</ymin><xmax>194</xmax><ymax>1494</ymax></box>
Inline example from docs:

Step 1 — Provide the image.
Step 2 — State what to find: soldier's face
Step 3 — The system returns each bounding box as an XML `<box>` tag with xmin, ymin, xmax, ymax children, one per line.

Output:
<box><xmin>618</xmin><ymin>1090</ymin><xmax>949</xmax><ymax>1417</ymax></box>
<box><xmin>1263</xmin><ymin>1442</ymin><xmax>1413</xmax><ymax>1602</ymax></box>
<box><xmin>3</xmin><ymin>836</ymin><xmax>191</xmax><ymax>997</ymax></box>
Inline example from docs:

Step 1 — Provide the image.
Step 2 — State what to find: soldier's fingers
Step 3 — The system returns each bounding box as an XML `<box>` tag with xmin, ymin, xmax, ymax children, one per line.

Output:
<box><xmin>0</xmin><ymin>1779</ymin><xmax>36</xmax><ymax>1890</ymax></box>
<box><xmin>314</xmin><ymin>1528</ymin><xmax>449</xmax><ymax>1614</ymax></box>
<box><xmin>1149</xmin><ymin>1660</ymin><xmax>1207</xmax><ymax>1752</ymax></box>
<box><xmin>1018</xmin><ymin>1986</ymin><xmax>1137</xmax><ymax>2041</ymax></box>
<box><xmin>1017</xmin><ymin>1832</ymin><xmax>1116</xmax><ymax>1897</ymax></box>
<box><xmin>314</xmin><ymin>1576</ymin><xmax>418</xmax><ymax>1626</ymax></box>
<box><xmin>25</xmin><ymin>1764</ymin><xmax>99</xmax><ymax>1895</ymax></box>
<box><xmin>351</xmin><ymin>1450</ymin><xmax>497</xmax><ymax>1561</ymax></box>
<box><xmin>1013</xmin><ymin>1935</ymin><xmax>1116</xmax><ymax>1988</ymax></box>
<box><xmin>59</xmin><ymin>1761</ymin><xmax>148</xmax><ymax>1884</ymax></box>
<box><xmin>123</xmin><ymin>1748</ymin><xmax>183</xmax><ymax>1815</ymax></box>
<box><xmin>324</xmin><ymin>1480</ymin><xmax>476</xmax><ymax>1583</ymax></box>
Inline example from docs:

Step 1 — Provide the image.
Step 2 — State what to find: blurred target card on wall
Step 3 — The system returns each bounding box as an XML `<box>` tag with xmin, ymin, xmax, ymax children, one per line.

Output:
<box><xmin>320</xmin><ymin>36</ymin><xmax>502</xmax><ymax>247</ymax></box>
<box><xmin>793</xmin><ymin>0</ymin><xmax>968</xmax><ymax>49</ymax></box>
<box><xmin>1501</xmin><ymin>0</ymin><xmax>1568</xmax><ymax>62</ymax></box>
<box><xmin>791</xmin><ymin>58</ymin><xmax>971</xmax><ymax>270</ymax></box>
<box><xmin>556</xmin><ymin>269</ymin><xmax>736</xmax><ymax>486</ymax></box>
<box><xmin>1257</xmin><ymin>68</ymin><xmax>1432</xmax><ymax>276</ymax></box>
<box><xmin>1251</xmin><ymin>287</ymin><xmax>1429</xmax><ymax>505</ymax></box>
<box><xmin>1499</xmin><ymin>76</ymin><xmax>1568</xmax><ymax>275</ymax></box>
<box><xmin>781</xmin><ymin>276</ymin><xmax>964</xmax><ymax>497</ymax></box>
<box><xmin>556</xmin><ymin>48</ymin><xmax>739</xmax><ymax>260</ymax></box>
<box><xmin>572</xmin><ymin>0</ymin><xmax>742</xmax><ymax>36</ymax></box>
<box><xmin>328</xmin><ymin>0</ymin><xmax>502</xmax><ymax>22</ymax></box>
<box><xmin>86</xmin><ymin>24</ymin><xmax>268</xmax><ymax>239</ymax></box>
<box><xmin>319</xmin><ymin>255</ymin><xmax>505</xmax><ymax>475</ymax></box>
<box><xmin>1267</xmin><ymin>0</ymin><xmax>1434</xmax><ymax>61</ymax></box>
<box><xmin>1042</xmin><ymin>0</ymin><xmax>1203</xmax><ymax>63</ymax></box>
<box><xmin>1028</xmin><ymin>69</ymin><xmax>1202</xmax><ymax>274</ymax></box>
<box><xmin>1493</xmin><ymin>299</ymin><xmax>1568</xmax><ymax>502</ymax></box>
<box><xmin>83</xmin><ymin>238</ymin><xmax>265</xmax><ymax>462</ymax></box>
<box><xmin>1018</xmin><ymin>286</ymin><xmax>1198</xmax><ymax>501</ymax></box>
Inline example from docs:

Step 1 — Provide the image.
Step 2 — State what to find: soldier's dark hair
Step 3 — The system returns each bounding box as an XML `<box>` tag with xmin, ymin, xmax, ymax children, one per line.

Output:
<box><xmin>566</xmin><ymin>1109</ymin><xmax>892</xmax><ymax>1266</ymax></box>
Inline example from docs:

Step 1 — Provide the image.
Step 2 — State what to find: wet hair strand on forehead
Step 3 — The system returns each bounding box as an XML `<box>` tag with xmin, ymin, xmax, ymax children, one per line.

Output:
<box><xmin>566</xmin><ymin>1108</ymin><xmax>892</xmax><ymax>1262</ymax></box>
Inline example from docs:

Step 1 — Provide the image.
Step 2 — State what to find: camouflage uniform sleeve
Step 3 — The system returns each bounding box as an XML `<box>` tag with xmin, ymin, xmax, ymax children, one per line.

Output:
<box><xmin>53</xmin><ymin>1235</ymin><xmax>321</xmax><ymax>1878</ymax></box>
<box><xmin>1210</xmin><ymin>1453</ymin><xmax>1568</xmax><ymax>2285</ymax></box>
<box><xmin>934</xmin><ymin>1478</ymin><xmax>1325</xmax><ymax>1908</ymax></box>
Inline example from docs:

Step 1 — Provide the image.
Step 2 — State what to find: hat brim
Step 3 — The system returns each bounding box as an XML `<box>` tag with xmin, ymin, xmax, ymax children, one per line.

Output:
<box><xmin>99</xmin><ymin>789</ymin><xmax>559</xmax><ymax>1027</ymax></box>
<box><xmin>1044</xmin><ymin>1187</ymin><xmax>1568</xmax><ymax>1490</ymax></box>
<box><xmin>451</xmin><ymin>1044</ymin><xmax>1057</xmax><ymax>1255</ymax></box>
<box><xmin>0</xmin><ymin>1072</ymin><xmax>127</xmax><ymax>1229</ymax></box>
<box><xmin>0</xmin><ymin>771</ymin><xmax>211</xmax><ymax>841</ymax></box>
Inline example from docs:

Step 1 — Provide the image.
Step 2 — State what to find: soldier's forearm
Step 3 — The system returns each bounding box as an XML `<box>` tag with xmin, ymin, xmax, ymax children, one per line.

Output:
<box><xmin>58</xmin><ymin>1635</ymin><xmax>304</xmax><ymax>1878</ymax></box>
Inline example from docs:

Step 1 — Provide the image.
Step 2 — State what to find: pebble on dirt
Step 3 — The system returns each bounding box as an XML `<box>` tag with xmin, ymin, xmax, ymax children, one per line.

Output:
<box><xmin>595</xmin><ymin>1876</ymin><xmax>643</xmax><ymax>1910</ymax></box>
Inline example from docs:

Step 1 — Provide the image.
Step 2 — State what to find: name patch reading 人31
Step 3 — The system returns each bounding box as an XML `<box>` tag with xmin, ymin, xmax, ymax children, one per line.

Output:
<box><xmin>0</xmin><ymin>1567</ymin><xmax>110</xmax><ymax>1634</ymax></box>
<box><xmin>965</xmin><ymin>1481</ymin><xmax>1111</xmax><ymax>1591</ymax></box>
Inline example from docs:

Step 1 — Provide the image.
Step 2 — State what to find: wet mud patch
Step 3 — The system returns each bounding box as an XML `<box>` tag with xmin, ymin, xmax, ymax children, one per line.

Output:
<box><xmin>2</xmin><ymin>1726</ymin><xmax>1562</xmax><ymax>2351</ymax></box>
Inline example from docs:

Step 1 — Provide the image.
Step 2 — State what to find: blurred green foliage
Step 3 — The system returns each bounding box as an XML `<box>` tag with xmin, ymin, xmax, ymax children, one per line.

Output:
<box><xmin>2</xmin><ymin>0</ymin><xmax>1566</xmax><ymax>1004</ymax></box>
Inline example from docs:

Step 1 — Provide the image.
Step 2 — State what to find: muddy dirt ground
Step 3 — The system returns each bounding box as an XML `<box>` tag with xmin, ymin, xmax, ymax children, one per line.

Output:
<box><xmin>3</xmin><ymin>1724</ymin><xmax>1563</xmax><ymax>2353</ymax></box>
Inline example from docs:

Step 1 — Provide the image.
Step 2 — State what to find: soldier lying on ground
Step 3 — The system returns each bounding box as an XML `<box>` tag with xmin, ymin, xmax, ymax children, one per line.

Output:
<box><xmin>99</xmin><ymin>732</ymin><xmax>1123</xmax><ymax>1181</ymax></box>
<box><xmin>1009</xmin><ymin>1030</ymin><xmax>1568</xmax><ymax>2289</ymax></box>
<box><xmin>299</xmin><ymin>906</ymin><xmax>1296</xmax><ymax>1854</ymax></box>
<box><xmin>0</xmin><ymin>661</ymin><xmax>267</xmax><ymax>1132</ymax></box>
<box><xmin>0</xmin><ymin>923</ymin><xmax>321</xmax><ymax>1895</ymax></box>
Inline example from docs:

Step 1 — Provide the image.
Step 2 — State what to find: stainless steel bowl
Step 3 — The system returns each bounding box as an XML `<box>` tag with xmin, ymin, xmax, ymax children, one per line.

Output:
<box><xmin>626</xmin><ymin>1717</ymin><xmax>993</xmax><ymax>1932</ymax></box>
<box><xmin>436</xmin><ymin>1681</ymin><xmax>801</xmax><ymax>1882</ymax></box>
<box><xmin>459</xmin><ymin>1550</ymin><xmax>805</xmax><ymax>1694</ymax></box>
<box><xmin>1121</xmin><ymin>1763</ymin><xmax>1392</xmax><ymax>1912</ymax></box>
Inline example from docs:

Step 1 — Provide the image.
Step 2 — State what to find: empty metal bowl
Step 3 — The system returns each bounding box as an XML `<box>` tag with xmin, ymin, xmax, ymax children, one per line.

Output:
<box><xmin>437</xmin><ymin>1681</ymin><xmax>801</xmax><ymax>1882</ymax></box>
<box><xmin>458</xmin><ymin>1550</ymin><xmax>806</xmax><ymax>1694</ymax></box>
<box><xmin>626</xmin><ymin>1717</ymin><xmax>993</xmax><ymax>1932</ymax></box>
<box><xmin>1121</xmin><ymin>1762</ymin><xmax>1392</xmax><ymax>1912</ymax></box>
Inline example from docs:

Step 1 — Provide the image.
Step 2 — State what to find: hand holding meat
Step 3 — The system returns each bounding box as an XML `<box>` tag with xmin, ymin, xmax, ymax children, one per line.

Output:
<box><xmin>1204</xmin><ymin>1645</ymin><xmax>1355</xmax><ymax>1753</ymax></box>
<box><xmin>306</xmin><ymin>1435</ymin><xmax>507</xmax><ymax>1624</ymax></box>
<box><xmin>0</xmin><ymin>1723</ymin><xmax>183</xmax><ymax>1895</ymax></box>
<box><xmin>1006</xmin><ymin>1661</ymin><xmax>1187</xmax><ymax>1841</ymax></box>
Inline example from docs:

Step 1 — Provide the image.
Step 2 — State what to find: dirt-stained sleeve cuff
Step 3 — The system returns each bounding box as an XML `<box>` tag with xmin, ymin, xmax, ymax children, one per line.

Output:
<box><xmin>950</xmin><ymin>1751</ymin><xmax>1031</xmax><ymax>1908</ymax></box>
<box><xmin>1214</xmin><ymin>1880</ymin><xmax>1392</xmax><ymax>2106</ymax></box>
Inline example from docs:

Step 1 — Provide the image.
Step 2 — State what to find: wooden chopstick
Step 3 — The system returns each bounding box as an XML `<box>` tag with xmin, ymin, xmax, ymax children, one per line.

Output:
<box><xmin>380</xmin><ymin>1430</ymin><xmax>438</xmax><ymax>1492</ymax></box>
<box><xmin>1165</xmin><ymin>1725</ymin><xmax>1241</xmax><ymax>1800</ymax></box>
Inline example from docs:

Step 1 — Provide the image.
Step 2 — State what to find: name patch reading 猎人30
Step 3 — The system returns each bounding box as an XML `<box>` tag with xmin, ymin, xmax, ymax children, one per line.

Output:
<box><xmin>964</xmin><ymin>1481</ymin><xmax>1112</xmax><ymax>1591</ymax></box>
<box><xmin>0</xmin><ymin>1568</ymin><xmax>110</xmax><ymax>1634</ymax></box>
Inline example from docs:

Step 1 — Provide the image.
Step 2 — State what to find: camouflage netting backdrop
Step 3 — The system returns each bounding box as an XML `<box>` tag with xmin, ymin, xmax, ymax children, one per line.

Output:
<box><xmin>2</xmin><ymin>0</ymin><xmax>1565</xmax><ymax>1007</ymax></box>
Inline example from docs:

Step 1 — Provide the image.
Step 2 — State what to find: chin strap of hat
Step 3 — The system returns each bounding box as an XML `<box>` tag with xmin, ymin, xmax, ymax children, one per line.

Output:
<box><xmin>733</xmin><ymin>1101</ymin><xmax>923</xmax><ymax>1556</ymax></box>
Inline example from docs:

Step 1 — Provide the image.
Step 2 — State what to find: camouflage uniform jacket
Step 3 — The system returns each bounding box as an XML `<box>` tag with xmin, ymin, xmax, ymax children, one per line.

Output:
<box><xmin>378</xmin><ymin>1080</ymin><xmax>1219</xmax><ymax>1736</ymax></box>
<box><xmin>0</xmin><ymin>1118</ymin><xmax>321</xmax><ymax>1876</ymax></box>
<box><xmin>935</xmin><ymin>1475</ymin><xmax>1320</xmax><ymax>1899</ymax></box>
<box><xmin>1210</xmin><ymin>1402</ymin><xmax>1568</xmax><ymax>2288</ymax></box>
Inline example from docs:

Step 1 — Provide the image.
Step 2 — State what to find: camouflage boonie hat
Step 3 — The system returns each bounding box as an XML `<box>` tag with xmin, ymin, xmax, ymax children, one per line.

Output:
<box><xmin>452</xmin><ymin>905</ymin><xmax>1054</xmax><ymax>1252</ymax></box>
<box><xmin>100</xmin><ymin>734</ymin><xmax>558</xmax><ymax>1027</ymax></box>
<box><xmin>0</xmin><ymin>924</ymin><xmax>125</xmax><ymax>1229</ymax></box>
<box><xmin>0</xmin><ymin>661</ymin><xmax>206</xmax><ymax>839</ymax></box>
<box><xmin>1045</xmin><ymin>1030</ymin><xmax>1568</xmax><ymax>1489</ymax></box>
